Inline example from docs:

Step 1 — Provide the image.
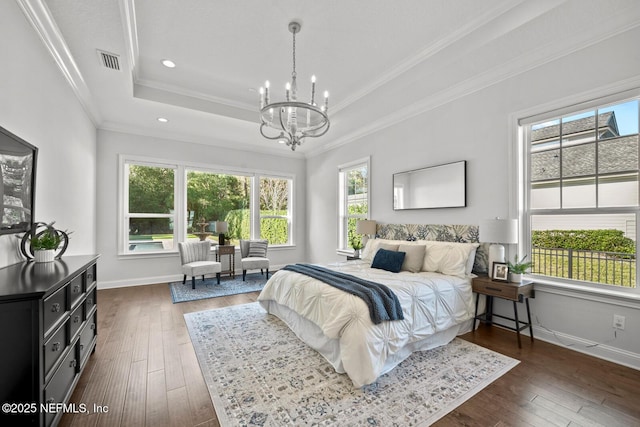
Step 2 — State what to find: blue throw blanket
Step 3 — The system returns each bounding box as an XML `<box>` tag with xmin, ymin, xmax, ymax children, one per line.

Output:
<box><xmin>282</xmin><ymin>264</ymin><xmax>404</xmax><ymax>324</ymax></box>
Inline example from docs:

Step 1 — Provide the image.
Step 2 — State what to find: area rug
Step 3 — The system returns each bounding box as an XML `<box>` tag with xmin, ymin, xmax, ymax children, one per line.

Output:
<box><xmin>184</xmin><ymin>302</ymin><xmax>519</xmax><ymax>426</ymax></box>
<box><xmin>169</xmin><ymin>273</ymin><xmax>268</xmax><ymax>303</ymax></box>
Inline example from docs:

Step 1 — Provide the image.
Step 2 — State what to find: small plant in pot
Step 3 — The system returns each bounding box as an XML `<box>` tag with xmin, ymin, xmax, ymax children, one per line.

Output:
<box><xmin>20</xmin><ymin>221</ymin><xmax>70</xmax><ymax>263</ymax></box>
<box><xmin>350</xmin><ymin>236</ymin><xmax>363</xmax><ymax>258</ymax></box>
<box><xmin>507</xmin><ymin>254</ymin><xmax>533</xmax><ymax>283</ymax></box>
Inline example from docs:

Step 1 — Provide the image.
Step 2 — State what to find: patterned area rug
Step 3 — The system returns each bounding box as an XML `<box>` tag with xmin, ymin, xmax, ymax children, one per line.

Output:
<box><xmin>184</xmin><ymin>303</ymin><xmax>519</xmax><ymax>426</ymax></box>
<box><xmin>169</xmin><ymin>273</ymin><xmax>268</xmax><ymax>303</ymax></box>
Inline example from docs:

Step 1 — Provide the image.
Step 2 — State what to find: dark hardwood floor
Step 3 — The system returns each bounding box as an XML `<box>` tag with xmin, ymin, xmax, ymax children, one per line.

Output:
<box><xmin>60</xmin><ymin>283</ymin><xmax>640</xmax><ymax>427</ymax></box>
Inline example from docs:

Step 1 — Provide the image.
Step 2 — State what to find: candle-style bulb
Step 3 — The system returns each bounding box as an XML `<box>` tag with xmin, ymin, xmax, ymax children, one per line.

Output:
<box><xmin>310</xmin><ymin>75</ymin><xmax>317</xmax><ymax>105</ymax></box>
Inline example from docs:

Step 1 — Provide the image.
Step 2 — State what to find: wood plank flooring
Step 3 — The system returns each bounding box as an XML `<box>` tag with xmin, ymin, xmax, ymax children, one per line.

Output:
<box><xmin>59</xmin><ymin>283</ymin><xmax>640</xmax><ymax>426</ymax></box>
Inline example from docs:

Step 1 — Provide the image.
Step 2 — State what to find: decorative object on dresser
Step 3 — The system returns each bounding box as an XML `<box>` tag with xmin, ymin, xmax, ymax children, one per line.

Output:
<box><xmin>355</xmin><ymin>219</ymin><xmax>376</xmax><ymax>249</ymax></box>
<box><xmin>0</xmin><ymin>125</ymin><xmax>37</xmax><ymax>237</ymax></box>
<box><xmin>0</xmin><ymin>255</ymin><xmax>99</xmax><ymax>426</ymax></box>
<box><xmin>472</xmin><ymin>275</ymin><xmax>535</xmax><ymax>348</ymax></box>
<box><xmin>178</xmin><ymin>240</ymin><xmax>221</xmax><ymax>289</ymax></box>
<box><xmin>240</xmin><ymin>239</ymin><xmax>269</xmax><ymax>281</ymax></box>
<box><xmin>214</xmin><ymin>220</ymin><xmax>228</xmax><ymax>246</ymax></box>
<box><xmin>19</xmin><ymin>221</ymin><xmax>70</xmax><ymax>262</ymax></box>
<box><xmin>479</xmin><ymin>218</ymin><xmax>518</xmax><ymax>278</ymax></box>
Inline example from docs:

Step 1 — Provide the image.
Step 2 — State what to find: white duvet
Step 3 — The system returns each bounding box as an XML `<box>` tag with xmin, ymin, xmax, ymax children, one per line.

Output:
<box><xmin>257</xmin><ymin>260</ymin><xmax>475</xmax><ymax>387</ymax></box>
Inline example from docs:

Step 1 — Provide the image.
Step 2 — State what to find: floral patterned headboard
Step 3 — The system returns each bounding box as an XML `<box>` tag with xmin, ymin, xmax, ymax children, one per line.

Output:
<box><xmin>376</xmin><ymin>223</ymin><xmax>490</xmax><ymax>273</ymax></box>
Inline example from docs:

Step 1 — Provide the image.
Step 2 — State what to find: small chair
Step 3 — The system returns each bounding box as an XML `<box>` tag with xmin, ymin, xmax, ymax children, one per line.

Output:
<box><xmin>178</xmin><ymin>240</ymin><xmax>221</xmax><ymax>289</ymax></box>
<box><xmin>240</xmin><ymin>239</ymin><xmax>270</xmax><ymax>281</ymax></box>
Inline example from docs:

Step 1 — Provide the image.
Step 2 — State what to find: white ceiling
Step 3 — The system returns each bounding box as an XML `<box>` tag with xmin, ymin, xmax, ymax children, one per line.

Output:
<box><xmin>19</xmin><ymin>0</ymin><xmax>640</xmax><ymax>156</ymax></box>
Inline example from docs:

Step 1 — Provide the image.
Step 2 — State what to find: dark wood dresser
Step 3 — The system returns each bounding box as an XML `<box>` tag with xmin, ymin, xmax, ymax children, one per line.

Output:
<box><xmin>0</xmin><ymin>255</ymin><xmax>99</xmax><ymax>426</ymax></box>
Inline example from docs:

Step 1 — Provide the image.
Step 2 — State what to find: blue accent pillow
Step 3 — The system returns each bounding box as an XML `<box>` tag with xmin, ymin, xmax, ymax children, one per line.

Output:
<box><xmin>371</xmin><ymin>249</ymin><xmax>406</xmax><ymax>273</ymax></box>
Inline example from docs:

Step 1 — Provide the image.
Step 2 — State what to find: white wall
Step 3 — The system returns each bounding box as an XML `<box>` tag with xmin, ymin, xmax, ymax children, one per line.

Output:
<box><xmin>306</xmin><ymin>26</ymin><xmax>640</xmax><ymax>368</ymax></box>
<box><xmin>0</xmin><ymin>0</ymin><xmax>96</xmax><ymax>268</ymax></box>
<box><xmin>96</xmin><ymin>129</ymin><xmax>307</xmax><ymax>288</ymax></box>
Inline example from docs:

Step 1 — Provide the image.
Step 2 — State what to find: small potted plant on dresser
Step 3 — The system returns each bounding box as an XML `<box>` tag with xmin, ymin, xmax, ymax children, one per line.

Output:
<box><xmin>507</xmin><ymin>254</ymin><xmax>533</xmax><ymax>283</ymax></box>
<box><xmin>20</xmin><ymin>221</ymin><xmax>70</xmax><ymax>263</ymax></box>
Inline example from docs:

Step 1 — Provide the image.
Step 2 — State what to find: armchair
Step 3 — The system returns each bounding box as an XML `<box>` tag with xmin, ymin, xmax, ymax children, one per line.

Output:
<box><xmin>178</xmin><ymin>240</ymin><xmax>221</xmax><ymax>289</ymax></box>
<box><xmin>240</xmin><ymin>239</ymin><xmax>270</xmax><ymax>281</ymax></box>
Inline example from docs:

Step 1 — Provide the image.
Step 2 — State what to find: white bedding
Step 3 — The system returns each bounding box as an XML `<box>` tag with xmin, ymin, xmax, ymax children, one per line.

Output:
<box><xmin>257</xmin><ymin>260</ymin><xmax>476</xmax><ymax>387</ymax></box>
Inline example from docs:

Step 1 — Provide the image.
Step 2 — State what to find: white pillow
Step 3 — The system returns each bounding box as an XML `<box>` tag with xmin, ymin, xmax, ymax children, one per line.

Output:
<box><xmin>419</xmin><ymin>241</ymin><xmax>479</xmax><ymax>277</ymax></box>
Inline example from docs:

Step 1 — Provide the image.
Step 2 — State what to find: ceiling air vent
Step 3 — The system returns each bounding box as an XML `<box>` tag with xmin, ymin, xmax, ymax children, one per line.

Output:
<box><xmin>97</xmin><ymin>49</ymin><xmax>121</xmax><ymax>71</ymax></box>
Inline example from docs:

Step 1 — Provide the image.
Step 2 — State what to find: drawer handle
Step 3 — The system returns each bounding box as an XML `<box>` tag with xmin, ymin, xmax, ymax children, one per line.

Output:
<box><xmin>87</xmin><ymin>273</ymin><xmax>93</xmax><ymax>280</ymax></box>
<box><xmin>73</xmin><ymin>284</ymin><xmax>81</xmax><ymax>293</ymax></box>
<box><xmin>52</xmin><ymin>342</ymin><xmax>61</xmax><ymax>352</ymax></box>
<box><xmin>87</xmin><ymin>298</ymin><xmax>93</xmax><ymax>305</ymax></box>
<box><xmin>80</xmin><ymin>343</ymin><xmax>84</xmax><ymax>351</ymax></box>
<box><xmin>486</xmin><ymin>287</ymin><xmax>503</xmax><ymax>292</ymax></box>
<box><xmin>90</xmin><ymin>323</ymin><xmax>96</xmax><ymax>330</ymax></box>
<box><xmin>74</xmin><ymin>315</ymin><xmax>81</xmax><ymax>323</ymax></box>
<box><xmin>46</xmin><ymin>398</ymin><xmax>55</xmax><ymax>404</ymax></box>
<box><xmin>51</xmin><ymin>303</ymin><xmax>61</xmax><ymax>313</ymax></box>
<box><xmin>70</xmin><ymin>359</ymin><xmax>77</xmax><ymax>368</ymax></box>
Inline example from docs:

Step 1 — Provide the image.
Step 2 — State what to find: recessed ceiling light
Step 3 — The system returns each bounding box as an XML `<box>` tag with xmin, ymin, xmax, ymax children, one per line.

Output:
<box><xmin>161</xmin><ymin>59</ymin><xmax>176</xmax><ymax>68</ymax></box>
<box><xmin>157</xmin><ymin>117</ymin><xmax>169</xmax><ymax>123</ymax></box>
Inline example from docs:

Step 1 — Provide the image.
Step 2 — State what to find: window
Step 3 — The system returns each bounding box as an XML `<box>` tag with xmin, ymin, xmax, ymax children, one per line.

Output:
<box><xmin>522</xmin><ymin>96</ymin><xmax>638</xmax><ymax>289</ymax></box>
<box><xmin>120</xmin><ymin>156</ymin><xmax>294</xmax><ymax>254</ymax></box>
<box><xmin>186</xmin><ymin>170</ymin><xmax>252</xmax><ymax>245</ymax></box>
<box><xmin>338</xmin><ymin>158</ymin><xmax>370</xmax><ymax>251</ymax></box>
<box><xmin>124</xmin><ymin>161</ymin><xmax>177</xmax><ymax>253</ymax></box>
<box><xmin>259</xmin><ymin>177</ymin><xmax>292</xmax><ymax>245</ymax></box>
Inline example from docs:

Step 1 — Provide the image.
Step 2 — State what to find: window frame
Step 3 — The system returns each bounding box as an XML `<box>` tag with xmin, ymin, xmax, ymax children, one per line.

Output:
<box><xmin>119</xmin><ymin>155</ymin><xmax>295</xmax><ymax>256</ymax></box>
<box><xmin>337</xmin><ymin>156</ymin><xmax>371</xmax><ymax>253</ymax></box>
<box><xmin>515</xmin><ymin>89</ymin><xmax>639</xmax><ymax>295</ymax></box>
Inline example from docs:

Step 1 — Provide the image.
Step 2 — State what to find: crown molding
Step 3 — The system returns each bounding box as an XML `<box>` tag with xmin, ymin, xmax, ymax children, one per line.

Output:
<box><xmin>17</xmin><ymin>0</ymin><xmax>102</xmax><ymax>125</ymax></box>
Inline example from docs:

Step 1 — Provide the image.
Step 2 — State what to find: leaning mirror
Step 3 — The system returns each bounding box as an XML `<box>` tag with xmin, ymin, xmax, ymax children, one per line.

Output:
<box><xmin>393</xmin><ymin>160</ymin><xmax>466</xmax><ymax>210</ymax></box>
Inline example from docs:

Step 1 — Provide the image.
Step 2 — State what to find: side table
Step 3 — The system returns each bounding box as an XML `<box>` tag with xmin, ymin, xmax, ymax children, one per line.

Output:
<box><xmin>216</xmin><ymin>245</ymin><xmax>236</xmax><ymax>278</ymax></box>
<box><xmin>472</xmin><ymin>276</ymin><xmax>535</xmax><ymax>348</ymax></box>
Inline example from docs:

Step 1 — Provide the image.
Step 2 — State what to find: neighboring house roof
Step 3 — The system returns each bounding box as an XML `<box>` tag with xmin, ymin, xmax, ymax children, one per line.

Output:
<box><xmin>532</xmin><ymin>111</ymin><xmax>618</xmax><ymax>142</ymax></box>
<box><xmin>531</xmin><ymin>135</ymin><xmax>638</xmax><ymax>181</ymax></box>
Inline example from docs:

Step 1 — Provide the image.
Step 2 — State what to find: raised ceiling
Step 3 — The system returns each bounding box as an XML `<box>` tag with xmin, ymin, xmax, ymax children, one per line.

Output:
<box><xmin>19</xmin><ymin>0</ymin><xmax>640</xmax><ymax>156</ymax></box>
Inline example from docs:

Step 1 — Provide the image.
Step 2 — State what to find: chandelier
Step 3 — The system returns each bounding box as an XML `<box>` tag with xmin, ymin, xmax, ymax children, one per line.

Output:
<box><xmin>259</xmin><ymin>21</ymin><xmax>330</xmax><ymax>151</ymax></box>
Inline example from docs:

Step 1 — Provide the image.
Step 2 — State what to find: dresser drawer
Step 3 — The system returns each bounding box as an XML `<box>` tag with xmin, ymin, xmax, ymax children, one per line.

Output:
<box><xmin>68</xmin><ymin>273</ymin><xmax>85</xmax><ymax>309</ymax></box>
<box><xmin>86</xmin><ymin>263</ymin><xmax>97</xmax><ymax>287</ymax></box>
<box><xmin>44</xmin><ymin>286</ymin><xmax>68</xmax><ymax>337</ymax></box>
<box><xmin>78</xmin><ymin>312</ymin><xmax>97</xmax><ymax>367</ymax></box>
<box><xmin>44</xmin><ymin>347</ymin><xmax>78</xmax><ymax>427</ymax></box>
<box><xmin>44</xmin><ymin>321</ymin><xmax>68</xmax><ymax>379</ymax></box>
<box><xmin>69</xmin><ymin>303</ymin><xmax>84</xmax><ymax>340</ymax></box>
<box><xmin>84</xmin><ymin>287</ymin><xmax>97</xmax><ymax>319</ymax></box>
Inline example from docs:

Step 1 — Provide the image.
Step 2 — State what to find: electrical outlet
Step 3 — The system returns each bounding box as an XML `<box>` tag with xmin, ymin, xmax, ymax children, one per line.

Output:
<box><xmin>613</xmin><ymin>314</ymin><xmax>626</xmax><ymax>330</ymax></box>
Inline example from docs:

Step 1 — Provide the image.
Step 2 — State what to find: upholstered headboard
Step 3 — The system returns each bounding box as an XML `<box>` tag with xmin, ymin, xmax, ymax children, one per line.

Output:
<box><xmin>376</xmin><ymin>223</ymin><xmax>490</xmax><ymax>273</ymax></box>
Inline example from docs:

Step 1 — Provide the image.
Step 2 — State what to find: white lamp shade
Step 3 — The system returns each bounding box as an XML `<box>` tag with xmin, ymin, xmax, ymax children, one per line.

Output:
<box><xmin>356</xmin><ymin>220</ymin><xmax>376</xmax><ymax>235</ymax></box>
<box><xmin>479</xmin><ymin>219</ymin><xmax>518</xmax><ymax>244</ymax></box>
<box><xmin>215</xmin><ymin>221</ymin><xmax>228</xmax><ymax>233</ymax></box>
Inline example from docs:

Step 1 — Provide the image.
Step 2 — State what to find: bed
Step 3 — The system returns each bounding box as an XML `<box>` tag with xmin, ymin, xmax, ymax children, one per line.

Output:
<box><xmin>257</xmin><ymin>224</ymin><xmax>488</xmax><ymax>388</ymax></box>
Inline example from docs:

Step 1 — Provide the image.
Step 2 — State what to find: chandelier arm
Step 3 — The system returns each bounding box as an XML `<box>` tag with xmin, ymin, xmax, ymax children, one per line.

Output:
<box><xmin>260</xmin><ymin>123</ymin><xmax>290</xmax><ymax>142</ymax></box>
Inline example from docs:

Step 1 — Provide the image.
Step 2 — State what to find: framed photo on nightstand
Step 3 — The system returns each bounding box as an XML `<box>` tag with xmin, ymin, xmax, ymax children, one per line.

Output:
<box><xmin>492</xmin><ymin>262</ymin><xmax>509</xmax><ymax>282</ymax></box>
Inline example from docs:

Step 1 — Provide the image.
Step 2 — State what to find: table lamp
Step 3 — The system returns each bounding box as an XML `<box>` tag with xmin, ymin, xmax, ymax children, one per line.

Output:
<box><xmin>479</xmin><ymin>218</ymin><xmax>518</xmax><ymax>278</ymax></box>
<box><xmin>356</xmin><ymin>220</ymin><xmax>377</xmax><ymax>248</ymax></box>
<box><xmin>215</xmin><ymin>221</ymin><xmax>228</xmax><ymax>246</ymax></box>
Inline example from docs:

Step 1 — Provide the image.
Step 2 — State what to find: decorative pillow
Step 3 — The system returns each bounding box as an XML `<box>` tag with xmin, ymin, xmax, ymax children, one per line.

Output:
<box><xmin>419</xmin><ymin>241</ymin><xmax>479</xmax><ymax>277</ymax></box>
<box><xmin>398</xmin><ymin>244</ymin><xmax>426</xmax><ymax>273</ymax></box>
<box><xmin>361</xmin><ymin>239</ymin><xmax>414</xmax><ymax>263</ymax></box>
<box><xmin>248</xmin><ymin>240</ymin><xmax>268</xmax><ymax>257</ymax></box>
<box><xmin>371</xmin><ymin>249</ymin><xmax>406</xmax><ymax>273</ymax></box>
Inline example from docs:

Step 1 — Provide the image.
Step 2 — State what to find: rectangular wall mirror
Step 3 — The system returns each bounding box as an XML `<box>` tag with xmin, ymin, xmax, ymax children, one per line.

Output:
<box><xmin>393</xmin><ymin>160</ymin><xmax>466</xmax><ymax>210</ymax></box>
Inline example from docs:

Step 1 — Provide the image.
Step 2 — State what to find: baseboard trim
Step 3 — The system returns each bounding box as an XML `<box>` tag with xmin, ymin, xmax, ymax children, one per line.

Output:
<box><xmin>532</xmin><ymin>325</ymin><xmax>640</xmax><ymax>371</ymax></box>
<box><xmin>98</xmin><ymin>263</ymin><xmax>287</xmax><ymax>289</ymax></box>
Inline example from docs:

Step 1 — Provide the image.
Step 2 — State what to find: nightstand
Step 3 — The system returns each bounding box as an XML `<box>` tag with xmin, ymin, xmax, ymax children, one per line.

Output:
<box><xmin>472</xmin><ymin>276</ymin><xmax>535</xmax><ymax>348</ymax></box>
<box><xmin>346</xmin><ymin>255</ymin><xmax>360</xmax><ymax>261</ymax></box>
